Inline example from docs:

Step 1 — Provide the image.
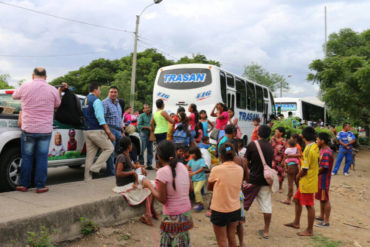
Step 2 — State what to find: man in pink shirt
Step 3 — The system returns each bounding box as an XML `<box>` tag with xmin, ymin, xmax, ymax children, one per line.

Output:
<box><xmin>12</xmin><ymin>67</ymin><xmax>61</xmax><ymax>193</ymax></box>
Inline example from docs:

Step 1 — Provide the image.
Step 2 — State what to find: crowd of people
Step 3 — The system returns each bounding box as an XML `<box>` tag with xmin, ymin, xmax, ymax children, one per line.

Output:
<box><xmin>12</xmin><ymin>67</ymin><xmax>359</xmax><ymax>247</ymax></box>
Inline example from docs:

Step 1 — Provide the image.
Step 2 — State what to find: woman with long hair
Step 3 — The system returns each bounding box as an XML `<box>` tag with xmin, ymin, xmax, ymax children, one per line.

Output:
<box><xmin>210</xmin><ymin>102</ymin><xmax>229</xmax><ymax>140</ymax></box>
<box><xmin>143</xmin><ymin>141</ymin><xmax>193</xmax><ymax>247</ymax></box>
<box><xmin>188</xmin><ymin>103</ymin><xmax>199</xmax><ymax>145</ymax></box>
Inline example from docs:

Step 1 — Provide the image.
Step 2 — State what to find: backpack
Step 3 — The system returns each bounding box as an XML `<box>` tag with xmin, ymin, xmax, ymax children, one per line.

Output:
<box><xmin>173</xmin><ymin>123</ymin><xmax>188</xmax><ymax>145</ymax></box>
<box><xmin>55</xmin><ymin>89</ymin><xmax>84</xmax><ymax>126</ymax></box>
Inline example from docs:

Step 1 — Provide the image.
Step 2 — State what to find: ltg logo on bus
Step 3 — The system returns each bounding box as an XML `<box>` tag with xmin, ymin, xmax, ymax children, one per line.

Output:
<box><xmin>196</xmin><ymin>91</ymin><xmax>211</xmax><ymax>101</ymax></box>
<box><xmin>157</xmin><ymin>92</ymin><xmax>170</xmax><ymax>101</ymax></box>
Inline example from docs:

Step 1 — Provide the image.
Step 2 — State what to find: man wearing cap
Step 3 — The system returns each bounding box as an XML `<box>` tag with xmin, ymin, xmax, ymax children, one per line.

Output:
<box><xmin>102</xmin><ymin>86</ymin><xmax>123</xmax><ymax>176</ymax></box>
<box><xmin>12</xmin><ymin>67</ymin><xmax>62</xmax><ymax>193</ymax></box>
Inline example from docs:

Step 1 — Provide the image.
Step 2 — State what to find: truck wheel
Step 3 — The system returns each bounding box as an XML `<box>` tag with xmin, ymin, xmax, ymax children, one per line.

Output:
<box><xmin>0</xmin><ymin>147</ymin><xmax>22</xmax><ymax>191</ymax></box>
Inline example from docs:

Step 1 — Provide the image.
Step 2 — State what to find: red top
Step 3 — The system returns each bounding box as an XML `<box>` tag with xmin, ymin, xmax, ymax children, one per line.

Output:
<box><xmin>251</xmin><ymin>126</ymin><xmax>259</xmax><ymax>141</ymax></box>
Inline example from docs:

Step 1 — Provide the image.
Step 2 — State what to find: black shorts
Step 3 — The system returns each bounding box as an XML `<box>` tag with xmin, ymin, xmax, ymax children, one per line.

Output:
<box><xmin>211</xmin><ymin>209</ymin><xmax>241</xmax><ymax>227</ymax></box>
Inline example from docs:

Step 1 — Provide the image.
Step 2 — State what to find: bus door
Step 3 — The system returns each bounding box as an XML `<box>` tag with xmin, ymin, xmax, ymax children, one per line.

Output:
<box><xmin>263</xmin><ymin>102</ymin><xmax>269</xmax><ymax>124</ymax></box>
<box><xmin>226</xmin><ymin>73</ymin><xmax>235</xmax><ymax>110</ymax></box>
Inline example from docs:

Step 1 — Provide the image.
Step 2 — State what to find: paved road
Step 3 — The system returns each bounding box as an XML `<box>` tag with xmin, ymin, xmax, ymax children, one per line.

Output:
<box><xmin>46</xmin><ymin>166</ymin><xmax>86</xmax><ymax>186</ymax></box>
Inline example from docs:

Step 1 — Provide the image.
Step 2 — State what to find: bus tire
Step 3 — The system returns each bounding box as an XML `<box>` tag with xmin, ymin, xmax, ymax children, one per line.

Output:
<box><xmin>0</xmin><ymin>146</ymin><xmax>22</xmax><ymax>192</ymax></box>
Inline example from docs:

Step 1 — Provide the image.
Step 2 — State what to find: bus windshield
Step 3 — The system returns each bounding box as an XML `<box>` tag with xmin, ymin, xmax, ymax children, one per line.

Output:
<box><xmin>157</xmin><ymin>68</ymin><xmax>212</xmax><ymax>90</ymax></box>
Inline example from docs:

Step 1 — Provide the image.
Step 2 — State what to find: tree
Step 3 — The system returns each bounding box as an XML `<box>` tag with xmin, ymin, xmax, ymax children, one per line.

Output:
<box><xmin>307</xmin><ymin>28</ymin><xmax>370</xmax><ymax>136</ymax></box>
<box><xmin>177</xmin><ymin>53</ymin><xmax>221</xmax><ymax>67</ymax></box>
<box><xmin>242</xmin><ymin>63</ymin><xmax>289</xmax><ymax>93</ymax></box>
<box><xmin>51</xmin><ymin>49</ymin><xmax>220</xmax><ymax>110</ymax></box>
<box><xmin>0</xmin><ymin>74</ymin><xmax>14</xmax><ymax>89</ymax></box>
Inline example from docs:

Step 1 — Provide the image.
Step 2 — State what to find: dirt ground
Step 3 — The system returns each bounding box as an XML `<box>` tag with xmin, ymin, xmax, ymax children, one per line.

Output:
<box><xmin>60</xmin><ymin>149</ymin><xmax>370</xmax><ymax>247</ymax></box>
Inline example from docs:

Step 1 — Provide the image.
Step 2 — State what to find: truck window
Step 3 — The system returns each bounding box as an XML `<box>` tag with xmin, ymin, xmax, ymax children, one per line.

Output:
<box><xmin>0</xmin><ymin>94</ymin><xmax>21</xmax><ymax>114</ymax></box>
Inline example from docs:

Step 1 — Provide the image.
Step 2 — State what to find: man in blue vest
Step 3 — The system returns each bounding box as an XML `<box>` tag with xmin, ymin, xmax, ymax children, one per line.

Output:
<box><xmin>82</xmin><ymin>83</ymin><xmax>115</xmax><ymax>180</ymax></box>
<box><xmin>332</xmin><ymin>123</ymin><xmax>356</xmax><ymax>176</ymax></box>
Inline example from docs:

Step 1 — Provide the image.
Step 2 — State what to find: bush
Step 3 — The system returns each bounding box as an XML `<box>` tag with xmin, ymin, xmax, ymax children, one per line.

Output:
<box><xmin>359</xmin><ymin>136</ymin><xmax>369</xmax><ymax>146</ymax></box>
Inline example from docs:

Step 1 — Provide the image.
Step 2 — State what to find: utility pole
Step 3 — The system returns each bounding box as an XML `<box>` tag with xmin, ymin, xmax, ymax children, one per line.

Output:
<box><xmin>129</xmin><ymin>0</ymin><xmax>163</xmax><ymax>110</ymax></box>
<box><xmin>324</xmin><ymin>6</ymin><xmax>328</xmax><ymax>57</ymax></box>
<box><xmin>129</xmin><ymin>15</ymin><xmax>140</xmax><ymax>110</ymax></box>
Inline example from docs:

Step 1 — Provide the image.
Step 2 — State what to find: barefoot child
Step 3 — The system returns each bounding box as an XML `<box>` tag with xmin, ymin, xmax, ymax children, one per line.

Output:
<box><xmin>188</xmin><ymin>146</ymin><xmax>207</xmax><ymax>211</ymax></box>
<box><xmin>284</xmin><ymin>127</ymin><xmax>320</xmax><ymax>236</ymax></box>
<box><xmin>315</xmin><ymin>132</ymin><xmax>334</xmax><ymax>228</ymax></box>
<box><xmin>281</xmin><ymin>139</ymin><xmax>301</xmax><ymax>205</ymax></box>
<box><xmin>199</xmin><ymin>110</ymin><xmax>214</xmax><ymax>137</ymax></box>
<box><xmin>208</xmin><ymin>143</ymin><xmax>243</xmax><ymax>247</ymax></box>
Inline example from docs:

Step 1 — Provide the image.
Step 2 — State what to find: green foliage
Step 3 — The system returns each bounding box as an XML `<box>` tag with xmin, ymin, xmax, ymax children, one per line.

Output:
<box><xmin>0</xmin><ymin>74</ymin><xmax>14</xmax><ymax>89</ymax></box>
<box><xmin>358</xmin><ymin>136</ymin><xmax>369</xmax><ymax>145</ymax></box>
<box><xmin>307</xmin><ymin>28</ymin><xmax>370</xmax><ymax>137</ymax></box>
<box><xmin>311</xmin><ymin>235</ymin><xmax>342</xmax><ymax>247</ymax></box>
<box><xmin>27</xmin><ymin>226</ymin><xmax>54</xmax><ymax>247</ymax></box>
<box><xmin>80</xmin><ymin>217</ymin><xmax>98</xmax><ymax>236</ymax></box>
<box><xmin>242</xmin><ymin>63</ymin><xmax>289</xmax><ymax>92</ymax></box>
<box><xmin>51</xmin><ymin>49</ymin><xmax>220</xmax><ymax>111</ymax></box>
<box><xmin>271</xmin><ymin>118</ymin><xmax>302</xmax><ymax>138</ymax></box>
<box><xmin>314</xmin><ymin>127</ymin><xmax>335</xmax><ymax>137</ymax></box>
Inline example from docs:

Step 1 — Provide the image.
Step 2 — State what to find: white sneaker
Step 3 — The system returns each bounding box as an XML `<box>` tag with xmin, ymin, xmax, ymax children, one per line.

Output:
<box><xmin>331</xmin><ymin>172</ymin><xmax>336</xmax><ymax>176</ymax></box>
<box><xmin>344</xmin><ymin>173</ymin><xmax>350</xmax><ymax>176</ymax></box>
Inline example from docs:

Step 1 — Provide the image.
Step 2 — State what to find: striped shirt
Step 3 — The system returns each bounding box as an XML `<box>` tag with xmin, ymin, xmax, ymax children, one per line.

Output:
<box><xmin>12</xmin><ymin>79</ymin><xmax>60</xmax><ymax>133</ymax></box>
<box><xmin>318</xmin><ymin>147</ymin><xmax>334</xmax><ymax>190</ymax></box>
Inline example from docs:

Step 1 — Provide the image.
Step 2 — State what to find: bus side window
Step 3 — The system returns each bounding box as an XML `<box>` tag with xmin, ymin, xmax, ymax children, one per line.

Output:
<box><xmin>227</xmin><ymin>74</ymin><xmax>234</xmax><ymax>88</ymax></box>
<box><xmin>263</xmin><ymin>88</ymin><xmax>268</xmax><ymax>98</ymax></box>
<box><xmin>256</xmin><ymin>85</ymin><xmax>264</xmax><ymax>112</ymax></box>
<box><xmin>220</xmin><ymin>72</ymin><xmax>227</xmax><ymax>103</ymax></box>
<box><xmin>236</xmin><ymin>78</ymin><xmax>246</xmax><ymax>109</ymax></box>
<box><xmin>247</xmin><ymin>82</ymin><xmax>256</xmax><ymax>111</ymax></box>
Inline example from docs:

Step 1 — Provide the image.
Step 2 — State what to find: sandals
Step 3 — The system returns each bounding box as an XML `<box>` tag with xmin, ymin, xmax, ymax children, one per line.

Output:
<box><xmin>140</xmin><ymin>214</ymin><xmax>153</xmax><ymax>226</ymax></box>
<box><xmin>258</xmin><ymin>229</ymin><xmax>269</xmax><ymax>239</ymax></box>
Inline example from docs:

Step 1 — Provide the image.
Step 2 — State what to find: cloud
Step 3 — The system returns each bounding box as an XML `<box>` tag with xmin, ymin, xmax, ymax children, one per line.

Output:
<box><xmin>0</xmin><ymin>0</ymin><xmax>369</xmax><ymax>99</ymax></box>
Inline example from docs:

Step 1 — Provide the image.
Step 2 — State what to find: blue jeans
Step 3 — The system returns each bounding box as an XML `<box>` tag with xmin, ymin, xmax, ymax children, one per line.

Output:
<box><xmin>139</xmin><ymin>133</ymin><xmax>153</xmax><ymax>167</ymax></box>
<box><xmin>106</xmin><ymin>127</ymin><xmax>122</xmax><ymax>176</ymax></box>
<box><xmin>333</xmin><ymin>150</ymin><xmax>352</xmax><ymax>174</ymax></box>
<box><xmin>20</xmin><ymin>132</ymin><xmax>51</xmax><ymax>189</ymax></box>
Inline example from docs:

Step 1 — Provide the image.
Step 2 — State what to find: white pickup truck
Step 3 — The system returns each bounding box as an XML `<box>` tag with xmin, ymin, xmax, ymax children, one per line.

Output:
<box><xmin>0</xmin><ymin>89</ymin><xmax>142</xmax><ymax>192</ymax></box>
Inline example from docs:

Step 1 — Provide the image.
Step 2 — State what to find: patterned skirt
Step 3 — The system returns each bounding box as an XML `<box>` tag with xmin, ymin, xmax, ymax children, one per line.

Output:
<box><xmin>160</xmin><ymin>211</ymin><xmax>193</xmax><ymax>247</ymax></box>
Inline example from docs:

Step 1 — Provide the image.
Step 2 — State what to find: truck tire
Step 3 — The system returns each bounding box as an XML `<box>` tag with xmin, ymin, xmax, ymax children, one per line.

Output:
<box><xmin>0</xmin><ymin>147</ymin><xmax>22</xmax><ymax>192</ymax></box>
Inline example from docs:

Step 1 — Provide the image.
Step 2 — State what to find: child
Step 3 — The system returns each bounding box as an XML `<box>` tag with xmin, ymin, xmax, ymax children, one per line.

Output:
<box><xmin>199</xmin><ymin>110</ymin><xmax>214</xmax><ymax>137</ymax></box>
<box><xmin>199</xmin><ymin>136</ymin><xmax>211</xmax><ymax>149</ymax></box>
<box><xmin>281</xmin><ymin>139</ymin><xmax>301</xmax><ymax>205</ymax></box>
<box><xmin>49</xmin><ymin>132</ymin><xmax>65</xmax><ymax>157</ymax></box>
<box><xmin>143</xmin><ymin>141</ymin><xmax>193</xmax><ymax>246</ymax></box>
<box><xmin>284</xmin><ymin>127</ymin><xmax>320</xmax><ymax>236</ymax></box>
<box><xmin>251</xmin><ymin>117</ymin><xmax>260</xmax><ymax>141</ymax></box>
<box><xmin>176</xmin><ymin>145</ymin><xmax>186</xmax><ymax>164</ymax></box>
<box><xmin>208</xmin><ymin>143</ymin><xmax>243</xmax><ymax>247</ymax></box>
<box><xmin>173</xmin><ymin>112</ymin><xmax>190</xmax><ymax>147</ymax></box>
<box><xmin>271</xmin><ymin>127</ymin><xmax>286</xmax><ymax>193</ymax></box>
<box><xmin>188</xmin><ymin>146</ymin><xmax>207</xmax><ymax>211</ymax></box>
<box><xmin>115</xmin><ymin>136</ymin><xmax>154</xmax><ymax>226</ymax></box>
<box><xmin>315</xmin><ymin>132</ymin><xmax>334</xmax><ymax>228</ymax></box>
<box><xmin>67</xmin><ymin>129</ymin><xmax>77</xmax><ymax>151</ymax></box>
<box><xmin>237</xmin><ymin>138</ymin><xmax>246</xmax><ymax>157</ymax></box>
<box><xmin>167</xmin><ymin>113</ymin><xmax>176</xmax><ymax>141</ymax></box>
<box><xmin>183</xmin><ymin>147</ymin><xmax>191</xmax><ymax>165</ymax></box>
<box><xmin>194</xmin><ymin>122</ymin><xmax>204</xmax><ymax>144</ymax></box>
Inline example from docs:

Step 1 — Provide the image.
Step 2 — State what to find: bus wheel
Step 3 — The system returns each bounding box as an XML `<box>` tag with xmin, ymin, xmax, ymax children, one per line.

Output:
<box><xmin>243</xmin><ymin>136</ymin><xmax>249</xmax><ymax>147</ymax></box>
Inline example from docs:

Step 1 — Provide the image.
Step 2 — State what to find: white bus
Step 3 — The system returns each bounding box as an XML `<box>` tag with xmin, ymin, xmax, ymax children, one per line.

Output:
<box><xmin>275</xmin><ymin>97</ymin><xmax>327</xmax><ymax>123</ymax></box>
<box><xmin>152</xmin><ymin>64</ymin><xmax>276</xmax><ymax>144</ymax></box>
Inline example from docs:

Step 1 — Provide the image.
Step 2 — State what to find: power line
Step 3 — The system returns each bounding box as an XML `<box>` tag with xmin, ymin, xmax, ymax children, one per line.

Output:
<box><xmin>0</xmin><ymin>1</ymin><xmax>133</xmax><ymax>33</ymax></box>
<box><xmin>0</xmin><ymin>51</ymin><xmax>107</xmax><ymax>58</ymax></box>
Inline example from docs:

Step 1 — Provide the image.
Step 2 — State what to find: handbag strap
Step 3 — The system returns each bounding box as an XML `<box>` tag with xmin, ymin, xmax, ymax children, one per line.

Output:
<box><xmin>254</xmin><ymin>140</ymin><xmax>267</xmax><ymax>167</ymax></box>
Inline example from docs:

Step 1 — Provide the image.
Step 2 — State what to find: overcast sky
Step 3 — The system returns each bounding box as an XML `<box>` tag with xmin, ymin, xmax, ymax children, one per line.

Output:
<box><xmin>0</xmin><ymin>0</ymin><xmax>369</xmax><ymax>97</ymax></box>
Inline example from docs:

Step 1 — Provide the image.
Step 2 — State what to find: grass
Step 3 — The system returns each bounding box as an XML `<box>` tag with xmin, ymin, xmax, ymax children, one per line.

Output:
<box><xmin>80</xmin><ymin>217</ymin><xmax>98</xmax><ymax>236</ymax></box>
<box><xmin>27</xmin><ymin>226</ymin><xmax>54</xmax><ymax>247</ymax></box>
<box><xmin>311</xmin><ymin>235</ymin><xmax>342</xmax><ymax>247</ymax></box>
